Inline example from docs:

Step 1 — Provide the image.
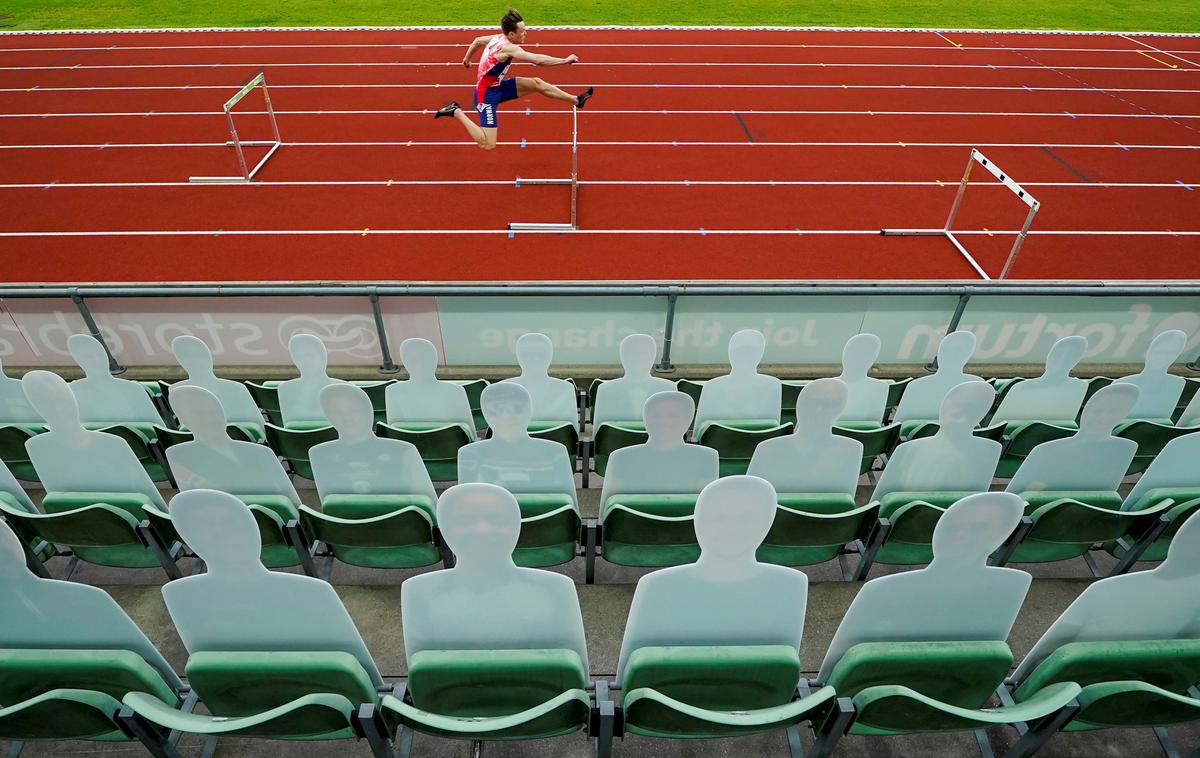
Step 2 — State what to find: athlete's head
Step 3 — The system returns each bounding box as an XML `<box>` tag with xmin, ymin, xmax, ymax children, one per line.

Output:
<box><xmin>501</xmin><ymin>8</ymin><xmax>527</xmax><ymax>42</ymax></box>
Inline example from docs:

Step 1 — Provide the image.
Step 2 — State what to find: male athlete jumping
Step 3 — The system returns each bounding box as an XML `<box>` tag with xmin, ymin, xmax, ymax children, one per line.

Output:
<box><xmin>434</xmin><ymin>8</ymin><xmax>594</xmax><ymax>150</ymax></box>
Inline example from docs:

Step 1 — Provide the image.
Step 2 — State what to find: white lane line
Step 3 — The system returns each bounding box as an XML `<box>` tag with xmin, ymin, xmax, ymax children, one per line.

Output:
<box><xmin>2</xmin><ymin>108</ymin><xmax>1198</xmax><ymax>119</ymax></box>
<box><xmin>5</xmin><ymin>83</ymin><xmax>1198</xmax><ymax>94</ymax></box>
<box><xmin>0</xmin><ymin>179</ymin><xmax>1192</xmax><ymax>190</ymax></box>
<box><xmin>1120</xmin><ymin>35</ymin><xmax>1200</xmax><ymax>69</ymax></box>
<box><xmin>1</xmin><ymin>140</ymin><xmax>1197</xmax><ymax>150</ymax></box>
<box><xmin>4</xmin><ymin>42</ymin><xmax>1200</xmax><ymax>53</ymax></box>
<box><xmin>0</xmin><ymin>228</ymin><xmax>1196</xmax><ymax>238</ymax></box>
<box><xmin>4</xmin><ymin>61</ymin><xmax>1200</xmax><ymax>71</ymax></box>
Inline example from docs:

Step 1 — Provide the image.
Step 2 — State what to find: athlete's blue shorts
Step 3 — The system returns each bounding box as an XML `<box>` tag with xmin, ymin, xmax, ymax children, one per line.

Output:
<box><xmin>473</xmin><ymin>78</ymin><xmax>519</xmax><ymax>129</ymax></box>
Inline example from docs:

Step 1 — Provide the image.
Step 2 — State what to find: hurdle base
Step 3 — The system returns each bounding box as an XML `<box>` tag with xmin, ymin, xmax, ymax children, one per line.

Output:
<box><xmin>188</xmin><ymin>176</ymin><xmax>251</xmax><ymax>184</ymax></box>
<box><xmin>516</xmin><ymin>178</ymin><xmax>573</xmax><ymax>187</ymax></box>
<box><xmin>880</xmin><ymin>228</ymin><xmax>990</xmax><ymax>280</ymax></box>
<box><xmin>508</xmin><ymin>222</ymin><xmax>577</xmax><ymax>232</ymax></box>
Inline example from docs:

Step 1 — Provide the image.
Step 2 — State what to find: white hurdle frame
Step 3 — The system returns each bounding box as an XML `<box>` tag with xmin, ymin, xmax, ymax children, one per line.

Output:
<box><xmin>189</xmin><ymin>72</ymin><xmax>282</xmax><ymax>184</ymax></box>
<box><xmin>881</xmin><ymin>148</ymin><xmax>1040</xmax><ymax>280</ymax></box>
<box><xmin>508</xmin><ymin>106</ymin><xmax>579</xmax><ymax>232</ymax></box>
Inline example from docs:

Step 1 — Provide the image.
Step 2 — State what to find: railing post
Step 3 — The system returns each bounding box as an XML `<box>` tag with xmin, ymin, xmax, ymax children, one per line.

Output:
<box><xmin>925</xmin><ymin>293</ymin><xmax>971</xmax><ymax>372</ymax></box>
<box><xmin>369</xmin><ymin>290</ymin><xmax>399</xmax><ymax>374</ymax></box>
<box><xmin>656</xmin><ymin>293</ymin><xmax>678</xmax><ymax>373</ymax></box>
<box><xmin>71</xmin><ymin>291</ymin><xmax>124</xmax><ymax>375</ymax></box>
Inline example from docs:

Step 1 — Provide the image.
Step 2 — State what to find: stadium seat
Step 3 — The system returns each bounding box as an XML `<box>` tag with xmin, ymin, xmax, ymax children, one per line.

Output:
<box><xmin>995</xmin><ymin>421</ymin><xmax>1076</xmax><ymax>478</ymax></box>
<box><xmin>245</xmin><ymin>380</ymin><xmax>284</xmax><ymax>426</ymax></box>
<box><xmin>693</xmin><ymin>329</ymin><xmax>783</xmax><ymax>442</ymax></box>
<box><xmin>265</xmin><ymin>422</ymin><xmax>338</xmax><ymax>479</ymax></box>
<box><xmin>528</xmin><ymin>421</ymin><xmax>582</xmax><ymax>473</ymax></box>
<box><xmin>588</xmin><ymin>334</ymin><xmax>675</xmax><ymax>484</ymax></box>
<box><xmin>0</xmin><ymin>425</ymin><xmax>40</xmax><ymax>481</ymax></box>
<box><xmin>386</xmin><ymin>338</ymin><xmax>475</xmax><ymax>439</ymax></box>
<box><xmin>588</xmin><ymin>422</ymin><xmax>648</xmax><ymax>483</ymax></box>
<box><xmin>277</xmin><ymin>334</ymin><xmax>349</xmax><ymax>430</ymax></box>
<box><xmin>503</xmin><ymin>333</ymin><xmax>580</xmax><ymax>431</ymax></box>
<box><xmin>1114</xmin><ymin>419</ymin><xmax>1199</xmax><ymax>475</ymax></box>
<box><xmin>1112</xmin><ymin>329</ymin><xmax>1188</xmax><ymax>421</ymax></box>
<box><xmin>893</xmin><ymin>331</ymin><xmax>982</xmax><ymax>435</ymax></box>
<box><xmin>832</xmin><ymin>422</ymin><xmax>901</xmax><ymax>475</ymax></box>
<box><xmin>698</xmin><ymin>421</ymin><xmax>793</xmax><ymax>476</ymax></box>
<box><xmin>457</xmin><ymin>378</ymin><xmax>490</xmax><ymax>433</ymax></box>
<box><xmin>153</xmin><ymin>422</ymin><xmax>253</xmax><ymax>453</ymax></box>
<box><xmin>376</xmin><ymin>422</ymin><xmax>471</xmax><ymax>481</ymax></box>
<box><xmin>370</xmin><ymin>483</ymin><xmax>602</xmax><ymax>756</ymax></box>
<box><xmin>170</xmin><ymin>335</ymin><xmax>267</xmax><ymax>439</ymax></box>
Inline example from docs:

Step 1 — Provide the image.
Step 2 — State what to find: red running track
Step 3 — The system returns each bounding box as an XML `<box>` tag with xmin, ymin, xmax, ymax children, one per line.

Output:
<box><xmin>0</xmin><ymin>27</ymin><xmax>1198</xmax><ymax>283</ymax></box>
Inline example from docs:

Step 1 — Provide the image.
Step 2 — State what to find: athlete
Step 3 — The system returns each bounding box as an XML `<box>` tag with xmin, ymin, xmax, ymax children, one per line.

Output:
<box><xmin>434</xmin><ymin>8</ymin><xmax>594</xmax><ymax>150</ymax></box>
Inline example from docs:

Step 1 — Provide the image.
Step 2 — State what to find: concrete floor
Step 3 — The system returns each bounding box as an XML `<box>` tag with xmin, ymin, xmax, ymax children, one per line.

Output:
<box><xmin>5</xmin><ymin>477</ymin><xmax>1197</xmax><ymax>758</ymax></box>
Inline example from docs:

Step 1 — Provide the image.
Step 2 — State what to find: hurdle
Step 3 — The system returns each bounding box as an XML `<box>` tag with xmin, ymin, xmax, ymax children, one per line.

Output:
<box><xmin>508</xmin><ymin>106</ymin><xmax>579</xmax><ymax>232</ymax></box>
<box><xmin>189</xmin><ymin>72</ymin><xmax>282</xmax><ymax>184</ymax></box>
<box><xmin>881</xmin><ymin>149</ymin><xmax>1040</xmax><ymax>280</ymax></box>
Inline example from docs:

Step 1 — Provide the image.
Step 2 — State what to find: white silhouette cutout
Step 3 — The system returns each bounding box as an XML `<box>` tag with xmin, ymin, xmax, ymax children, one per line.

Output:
<box><xmin>694</xmin><ymin>329</ymin><xmax>782</xmax><ymax>438</ymax></box>
<box><xmin>894</xmin><ymin>331</ymin><xmax>981</xmax><ymax>423</ymax></box>
<box><xmin>748</xmin><ymin>378</ymin><xmax>863</xmax><ymax>495</ymax></box>
<box><xmin>501</xmin><ymin>333</ymin><xmax>578</xmax><ymax>426</ymax></box>
<box><xmin>311</xmin><ymin>383</ymin><xmax>437</xmax><ymax>503</ymax></box>
<box><xmin>21</xmin><ymin>370</ymin><xmax>165</xmax><ymax>508</ymax></box>
<box><xmin>0</xmin><ymin>524</ymin><xmax>182</xmax><ymax>690</ymax></box>
<box><xmin>66</xmin><ymin>334</ymin><xmax>161</xmax><ymax>427</ymax></box>
<box><xmin>836</xmin><ymin>333</ymin><xmax>889</xmax><ymax>426</ymax></box>
<box><xmin>1179</xmin><ymin>388</ymin><xmax>1200</xmax><ymax>428</ymax></box>
<box><xmin>400</xmin><ymin>483</ymin><xmax>588</xmax><ymax>667</ymax></box>
<box><xmin>616</xmin><ymin>475</ymin><xmax>808</xmax><ymax>680</ymax></box>
<box><xmin>278</xmin><ymin>334</ymin><xmax>346</xmax><ymax>427</ymax></box>
<box><xmin>385</xmin><ymin>338</ymin><xmax>474</xmax><ymax>438</ymax></box>
<box><xmin>0</xmin><ymin>354</ymin><xmax>41</xmax><ymax>426</ymax></box>
<box><xmin>817</xmin><ymin>492</ymin><xmax>1030</xmax><ymax>682</ymax></box>
<box><xmin>0</xmin><ymin>458</ymin><xmax>35</xmax><ymax>511</ymax></box>
<box><xmin>1005</xmin><ymin>383</ymin><xmax>1139</xmax><ymax>494</ymax></box>
<box><xmin>991</xmin><ymin>336</ymin><xmax>1089</xmax><ymax>425</ymax></box>
<box><xmin>165</xmin><ymin>386</ymin><xmax>300</xmax><ymax>504</ymax></box>
<box><xmin>593</xmin><ymin>334</ymin><xmax>675</xmax><ymax>429</ymax></box>
<box><xmin>457</xmin><ymin>383</ymin><xmax>577</xmax><ymax>508</ymax></box>
<box><xmin>1014</xmin><ymin>510</ymin><xmax>1200</xmax><ymax>682</ymax></box>
<box><xmin>171</xmin><ymin>335</ymin><xmax>265</xmax><ymax>434</ymax></box>
<box><xmin>1121</xmin><ymin>431</ymin><xmax>1200</xmax><ymax>509</ymax></box>
<box><xmin>872</xmin><ymin>381</ymin><xmax>999</xmax><ymax>501</ymax></box>
<box><xmin>163</xmin><ymin>488</ymin><xmax>382</xmax><ymax>686</ymax></box>
<box><xmin>1113</xmin><ymin>330</ymin><xmax>1189</xmax><ymax>420</ymax></box>
<box><xmin>599</xmin><ymin>391</ymin><xmax>719</xmax><ymax>515</ymax></box>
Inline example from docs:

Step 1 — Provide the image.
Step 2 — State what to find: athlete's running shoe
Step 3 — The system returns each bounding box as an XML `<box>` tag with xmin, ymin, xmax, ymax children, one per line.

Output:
<box><xmin>433</xmin><ymin>102</ymin><xmax>461</xmax><ymax>119</ymax></box>
<box><xmin>575</xmin><ymin>87</ymin><xmax>594</xmax><ymax>109</ymax></box>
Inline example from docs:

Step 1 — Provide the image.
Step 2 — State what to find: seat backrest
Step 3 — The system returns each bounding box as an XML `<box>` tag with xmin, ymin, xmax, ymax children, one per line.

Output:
<box><xmin>1014</xmin><ymin>511</ymin><xmax>1200</xmax><ymax>682</ymax></box>
<box><xmin>893</xmin><ymin>331</ymin><xmax>980</xmax><ymax>422</ymax></box>
<box><xmin>401</xmin><ymin>483</ymin><xmax>588</xmax><ymax>669</ymax></box>
<box><xmin>163</xmin><ymin>489</ymin><xmax>383</xmax><ymax>687</ymax></box>
<box><xmin>694</xmin><ymin>330</ymin><xmax>781</xmax><ymax>435</ymax></box>
<box><xmin>1006</xmin><ymin>383</ymin><xmax>1139</xmax><ymax>494</ymax></box>
<box><xmin>1113</xmin><ymin>329</ymin><xmax>1188</xmax><ymax>420</ymax></box>
<box><xmin>617</xmin><ymin>476</ymin><xmax>807</xmax><ymax>682</ymax></box>
<box><xmin>311</xmin><ymin>432</ymin><xmax>437</xmax><ymax>506</ymax></box>
<box><xmin>817</xmin><ymin>492</ymin><xmax>1030</xmax><ymax>682</ymax></box>
<box><xmin>1014</xmin><ymin>639</ymin><xmax>1200</xmax><ymax>699</ymax></box>
<box><xmin>826</xmin><ymin>640</ymin><xmax>1012</xmax><ymax>709</ymax></box>
<box><xmin>1122</xmin><ymin>431</ymin><xmax>1200</xmax><ymax>509</ymax></box>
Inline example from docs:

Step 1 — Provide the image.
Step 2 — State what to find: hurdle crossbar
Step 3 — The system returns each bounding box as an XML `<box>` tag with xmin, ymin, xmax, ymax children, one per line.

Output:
<box><xmin>189</xmin><ymin>72</ymin><xmax>282</xmax><ymax>184</ymax></box>
<box><xmin>881</xmin><ymin>148</ymin><xmax>1040</xmax><ymax>280</ymax></box>
<box><xmin>509</xmin><ymin>106</ymin><xmax>579</xmax><ymax>232</ymax></box>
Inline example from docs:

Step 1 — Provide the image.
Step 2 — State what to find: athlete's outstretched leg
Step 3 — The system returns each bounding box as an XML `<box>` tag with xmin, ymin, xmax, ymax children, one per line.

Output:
<box><xmin>517</xmin><ymin>77</ymin><xmax>593</xmax><ymax>107</ymax></box>
<box><xmin>434</xmin><ymin>101</ymin><xmax>497</xmax><ymax>149</ymax></box>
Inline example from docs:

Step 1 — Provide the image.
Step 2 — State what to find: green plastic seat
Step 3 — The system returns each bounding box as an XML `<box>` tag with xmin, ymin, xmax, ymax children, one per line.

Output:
<box><xmin>528</xmin><ymin>422</ymin><xmax>581</xmax><ymax>473</ymax></box>
<box><xmin>142</xmin><ymin>494</ymin><xmax>303</xmax><ymax>571</ymax></box>
<box><xmin>92</xmin><ymin>425</ymin><xmax>170</xmax><ymax>483</ymax></box>
<box><xmin>0</xmin><ymin>648</ymin><xmax>179</xmax><ymax>744</ymax></box>
<box><xmin>901</xmin><ymin>421</ymin><xmax>1006</xmax><ymax>444</ymax></box>
<box><xmin>1079</xmin><ymin>377</ymin><xmax>1113</xmax><ymax>421</ymax></box>
<box><xmin>380</xmin><ymin>648</ymin><xmax>591</xmax><ymax>742</ymax></box>
<box><xmin>996</xmin><ymin>421</ymin><xmax>1077</xmax><ymax>478</ymax></box>
<box><xmin>513</xmin><ymin>493</ymin><xmax>580</xmax><ymax>568</ymax></box>
<box><xmin>587</xmin><ymin>378</ymin><xmax>604</xmax><ymax>423</ymax></box>
<box><xmin>698</xmin><ymin>421</ymin><xmax>793</xmax><ymax>476</ymax></box>
<box><xmin>299</xmin><ymin>495</ymin><xmax>442</xmax><ymax>571</ymax></box>
<box><xmin>591</xmin><ymin>422</ymin><xmax>648</xmax><ymax>478</ymax></box>
<box><xmin>601</xmin><ymin>494</ymin><xmax>700</xmax><ymax>567</ymax></box>
<box><xmin>1104</xmin><ymin>488</ymin><xmax>1200</xmax><ymax>565</ymax></box>
<box><xmin>757</xmin><ymin>494</ymin><xmax>877</xmax><ymax>567</ymax></box>
<box><xmin>675</xmin><ymin>380</ymin><xmax>704</xmax><ymax>423</ymax></box>
<box><xmin>154</xmin><ymin>423</ymin><xmax>254</xmax><ymax>453</ymax></box>
<box><xmin>1172</xmin><ymin>379</ymin><xmax>1200</xmax><ymax>423</ymax></box>
<box><xmin>376</xmin><ymin>422</ymin><xmax>472</xmax><ymax>481</ymax></box>
<box><xmin>123</xmin><ymin>650</ymin><xmax>377</xmax><ymax>742</ymax></box>
<box><xmin>0</xmin><ymin>425</ymin><xmax>40</xmax><ymax>481</ymax></box>
<box><xmin>1014</xmin><ymin>639</ymin><xmax>1200</xmax><ymax>731</ymax></box>
<box><xmin>245</xmin><ymin>381</ymin><xmax>284</xmax><ymax>426</ymax></box>
<box><xmin>621</xmin><ymin>645</ymin><xmax>835</xmax><ymax>739</ymax></box>
<box><xmin>264</xmin><ymin>422</ymin><xmax>337</xmax><ymax>479</ymax></box>
<box><xmin>885</xmin><ymin>377</ymin><xmax>913</xmax><ymax>415</ymax></box>
<box><xmin>779</xmin><ymin>381</ymin><xmax>810</xmax><ymax>426</ymax></box>
<box><xmin>827</xmin><ymin>641</ymin><xmax>1080</xmax><ymax>736</ymax></box>
<box><xmin>457</xmin><ymin>379</ymin><xmax>490</xmax><ymax>433</ymax></box>
<box><xmin>356</xmin><ymin>381</ymin><xmax>391</xmax><ymax>425</ymax></box>
<box><xmin>0</xmin><ymin>492</ymin><xmax>182</xmax><ymax>577</ymax></box>
<box><xmin>861</xmin><ymin>491</ymin><xmax>978</xmax><ymax>572</ymax></box>
<box><xmin>832</xmin><ymin>423</ymin><xmax>901</xmax><ymax>475</ymax></box>
<box><xmin>1115</xmin><ymin>420</ymin><xmax>1199</xmax><ymax>475</ymax></box>
<box><xmin>1000</xmin><ymin>490</ymin><xmax>1174</xmax><ymax>565</ymax></box>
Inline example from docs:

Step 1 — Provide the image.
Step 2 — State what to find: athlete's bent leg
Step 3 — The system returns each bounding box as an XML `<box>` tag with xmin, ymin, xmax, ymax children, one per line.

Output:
<box><xmin>452</xmin><ymin>109</ymin><xmax>497</xmax><ymax>149</ymax></box>
<box><xmin>517</xmin><ymin>76</ymin><xmax>578</xmax><ymax>105</ymax></box>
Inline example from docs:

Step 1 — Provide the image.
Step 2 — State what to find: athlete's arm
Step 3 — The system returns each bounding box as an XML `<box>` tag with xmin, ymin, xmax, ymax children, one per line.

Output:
<box><xmin>462</xmin><ymin>34</ymin><xmax>492</xmax><ymax>67</ymax></box>
<box><xmin>504</xmin><ymin>45</ymin><xmax>579</xmax><ymax>66</ymax></box>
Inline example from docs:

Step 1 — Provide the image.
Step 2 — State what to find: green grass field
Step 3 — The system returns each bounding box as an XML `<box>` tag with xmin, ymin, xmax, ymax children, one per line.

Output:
<box><xmin>2</xmin><ymin>0</ymin><xmax>1198</xmax><ymax>33</ymax></box>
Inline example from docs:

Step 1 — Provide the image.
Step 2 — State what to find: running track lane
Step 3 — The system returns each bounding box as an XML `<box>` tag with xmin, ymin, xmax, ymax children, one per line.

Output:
<box><xmin>0</xmin><ymin>27</ymin><xmax>1197</xmax><ymax>282</ymax></box>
